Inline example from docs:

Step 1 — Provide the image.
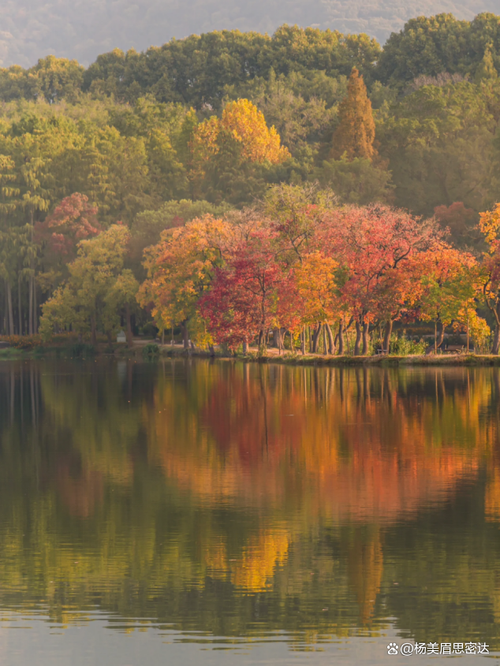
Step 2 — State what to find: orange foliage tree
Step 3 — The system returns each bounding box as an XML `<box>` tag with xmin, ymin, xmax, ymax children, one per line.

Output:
<box><xmin>331</xmin><ymin>67</ymin><xmax>376</xmax><ymax>162</ymax></box>
<box><xmin>138</xmin><ymin>215</ymin><xmax>235</xmax><ymax>348</ymax></box>
<box><xmin>479</xmin><ymin>203</ymin><xmax>500</xmax><ymax>353</ymax></box>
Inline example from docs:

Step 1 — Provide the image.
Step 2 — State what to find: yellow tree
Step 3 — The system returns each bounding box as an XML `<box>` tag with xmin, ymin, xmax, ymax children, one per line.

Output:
<box><xmin>332</xmin><ymin>67</ymin><xmax>376</xmax><ymax>162</ymax></box>
<box><xmin>294</xmin><ymin>252</ymin><xmax>340</xmax><ymax>354</ymax></box>
<box><xmin>190</xmin><ymin>98</ymin><xmax>290</xmax><ymax>176</ymax></box>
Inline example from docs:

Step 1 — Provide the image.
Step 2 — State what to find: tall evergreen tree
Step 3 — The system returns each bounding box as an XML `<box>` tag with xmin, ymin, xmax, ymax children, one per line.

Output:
<box><xmin>331</xmin><ymin>67</ymin><xmax>376</xmax><ymax>162</ymax></box>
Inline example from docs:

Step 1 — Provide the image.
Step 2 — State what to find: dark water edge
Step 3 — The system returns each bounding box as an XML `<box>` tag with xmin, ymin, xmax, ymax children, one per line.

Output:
<box><xmin>1</xmin><ymin>359</ymin><xmax>500</xmax><ymax>664</ymax></box>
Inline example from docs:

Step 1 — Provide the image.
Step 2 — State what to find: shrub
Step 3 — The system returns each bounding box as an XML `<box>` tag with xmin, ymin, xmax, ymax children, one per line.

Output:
<box><xmin>142</xmin><ymin>343</ymin><xmax>160</xmax><ymax>359</ymax></box>
<box><xmin>0</xmin><ymin>334</ymin><xmax>42</xmax><ymax>349</ymax></box>
<box><xmin>390</xmin><ymin>334</ymin><xmax>427</xmax><ymax>355</ymax></box>
<box><xmin>69</xmin><ymin>342</ymin><xmax>96</xmax><ymax>358</ymax></box>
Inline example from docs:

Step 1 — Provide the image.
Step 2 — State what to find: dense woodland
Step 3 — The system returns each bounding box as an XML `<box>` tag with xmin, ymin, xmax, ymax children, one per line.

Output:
<box><xmin>1</xmin><ymin>14</ymin><xmax>500</xmax><ymax>353</ymax></box>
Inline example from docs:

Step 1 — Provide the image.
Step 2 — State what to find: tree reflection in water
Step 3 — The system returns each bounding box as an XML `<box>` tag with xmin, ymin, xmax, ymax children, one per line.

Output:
<box><xmin>0</xmin><ymin>360</ymin><xmax>498</xmax><ymax>646</ymax></box>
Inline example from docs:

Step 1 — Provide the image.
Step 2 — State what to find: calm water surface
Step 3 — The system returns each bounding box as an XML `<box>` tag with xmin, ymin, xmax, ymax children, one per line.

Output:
<box><xmin>0</xmin><ymin>359</ymin><xmax>499</xmax><ymax>664</ymax></box>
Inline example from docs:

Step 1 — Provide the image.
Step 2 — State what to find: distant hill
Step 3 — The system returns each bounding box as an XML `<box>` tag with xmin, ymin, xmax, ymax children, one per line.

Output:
<box><xmin>0</xmin><ymin>0</ymin><xmax>497</xmax><ymax>67</ymax></box>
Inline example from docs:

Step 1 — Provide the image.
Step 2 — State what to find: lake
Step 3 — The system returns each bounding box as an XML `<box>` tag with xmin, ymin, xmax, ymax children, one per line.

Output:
<box><xmin>0</xmin><ymin>358</ymin><xmax>499</xmax><ymax>664</ymax></box>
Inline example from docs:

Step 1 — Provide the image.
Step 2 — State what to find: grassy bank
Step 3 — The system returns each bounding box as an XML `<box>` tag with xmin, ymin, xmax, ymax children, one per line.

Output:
<box><xmin>238</xmin><ymin>353</ymin><xmax>500</xmax><ymax>367</ymax></box>
<box><xmin>2</xmin><ymin>342</ymin><xmax>500</xmax><ymax>367</ymax></box>
<box><xmin>157</xmin><ymin>347</ymin><xmax>500</xmax><ymax>366</ymax></box>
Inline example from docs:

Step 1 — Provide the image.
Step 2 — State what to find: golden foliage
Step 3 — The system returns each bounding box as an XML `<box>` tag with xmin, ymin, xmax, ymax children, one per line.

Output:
<box><xmin>190</xmin><ymin>98</ymin><xmax>290</xmax><ymax>172</ymax></box>
<box><xmin>479</xmin><ymin>203</ymin><xmax>500</xmax><ymax>246</ymax></box>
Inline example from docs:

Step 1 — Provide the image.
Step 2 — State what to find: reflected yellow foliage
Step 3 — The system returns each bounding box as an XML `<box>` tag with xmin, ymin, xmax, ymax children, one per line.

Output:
<box><xmin>485</xmin><ymin>468</ymin><xmax>500</xmax><ymax>522</ymax></box>
<box><xmin>346</xmin><ymin>528</ymin><xmax>383</xmax><ymax>624</ymax></box>
<box><xmin>205</xmin><ymin>529</ymin><xmax>289</xmax><ymax>593</ymax></box>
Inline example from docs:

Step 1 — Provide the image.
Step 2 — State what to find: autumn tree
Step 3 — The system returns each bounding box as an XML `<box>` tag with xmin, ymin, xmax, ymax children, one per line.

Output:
<box><xmin>479</xmin><ymin>203</ymin><xmax>500</xmax><ymax>353</ymax></box>
<box><xmin>263</xmin><ymin>183</ymin><xmax>336</xmax><ymax>264</ymax></box>
<box><xmin>331</xmin><ymin>68</ymin><xmax>376</xmax><ymax>162</ymax></box>
<box><xmin>190</xmin><ymin>99</ymin><xmax>290</xmax><ymax>204</ymax></box>
<box><xmin>129</xmin><ymin>199</ymin><xmax>231</xmax><ymax>273</ymax></box>
<box><xmin>416</xmin><ymin>246</ymin><xmax>483</xmax><ymax>352</ymax></box>
<box><xmin>200</xmin><ymin>224</ymin><xmax>298</xmax><ymax>351</ymax></box>
<box><xmin>325</xmin><ymin>205</ymin><xmax>439</xmax><ymax>354</ymax></box>
<box><xmin>36</xmin><ymin>193</ymin><xmax>101</xmax><ymax>295</ymax></box>
<box><xmin>138</xmin><ymin>216</ymin><xmax>234</xmax><ymax>348</ymax></box>
<box><xmin>294</xmin><ymin>252</ymin><xmax>339</xmax><ymax>354</ymax></box>
<box><xmin>191</xmin><ymin>99</ymin><xmax>289</xmax><ymax>169</ymax></box>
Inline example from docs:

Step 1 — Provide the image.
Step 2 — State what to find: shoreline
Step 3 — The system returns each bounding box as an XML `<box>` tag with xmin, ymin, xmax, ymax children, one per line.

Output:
<box><xmin>2</xmin><ymin>343</ymin><xmax>500</xmax><ymax>367</ymax></box>
<box><xmin>231</xmin><ymin>352</ymin><xmax>500</xmax><ymax>367</ymax></box>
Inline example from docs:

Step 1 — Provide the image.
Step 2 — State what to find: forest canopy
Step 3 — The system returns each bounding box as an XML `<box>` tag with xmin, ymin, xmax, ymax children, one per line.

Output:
<box><xmin>0</xmin><ymin>0</ymin><xmax>498</xmax><ymax>68</ymax></box>
<box><xmin>0</xmin><ymin>14</ymin><xmax>500</xmax><ymax>354</ymax></box>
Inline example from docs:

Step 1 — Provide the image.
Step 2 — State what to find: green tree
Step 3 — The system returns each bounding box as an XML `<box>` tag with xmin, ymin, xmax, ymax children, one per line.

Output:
<box><xmin>316</xmin><ymin>156</ymin><xmax>393</xmax><ymax>205</ymax></box>
<box><xmin>40</xmin><ymin>224</ymin><xmax>136</xmax><ymax>344</ymax></box>
<box><xmin>377</xmin><ymin>81</ymin><xmax>497</xmax><ymax>216</ymax></box>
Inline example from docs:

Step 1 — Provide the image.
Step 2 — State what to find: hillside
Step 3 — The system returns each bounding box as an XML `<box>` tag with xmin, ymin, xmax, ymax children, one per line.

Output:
<box><xmin>0</xmin><ymin>0</ymin><xmax>497</xmax><ymax>67</ymax></box>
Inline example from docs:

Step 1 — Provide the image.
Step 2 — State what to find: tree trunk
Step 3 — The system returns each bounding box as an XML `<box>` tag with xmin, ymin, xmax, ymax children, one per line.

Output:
<box><xmin>311</xmin><ymin>323</ymin><xmax>322</xmax><ymax>353</ymax></box>
<box><xmin>301</xmin><ymin>327</ymin><xmax>305</xmax><ymax>355</ymax></box>
<box><xmin>242</xmin><ymin>340</ymin><xmax>248</xmax><ymax>354</ymax></box>
<box><xmin>338</xmin><ymin>321</ymin><xmax>344</xmax><ymax>355</ymax></box>
<box><xmin>28</xmin><ymin>277</ymin><xmax>33</xmax><ymax>336</ymax></box>
<box><xmin>181</xmin><ymin>320</ymin><xmax>189</xmax><ymax>350</ymax></box>
<box><xmin>125</xmin><ymin>304</ymin><xmax>133</xmax><ymax>348</ymax></box>
<box><xmin>276</xmin><ymin>328</ymin><xmax>284</xmax><ymax>354</ymax></box>
<box><xmin>90</xmin><ymin>314</ymin><xmax>97</xmax><ymax>346</ymax></box>
<box><xmin>107</xmin><ymin>330</ymin><xmax>113</xmax><ymax>345</ymax></box>
<box><xmin>30</xmin><ymin>209</ymin><xmax>38</xmax><ymax>335</ymax></box>
<box><xmin>354</xmin><ymin>319</ymin><xmax>361</xmax><ymax>356</ymax></box>
<box><xmin>33</xmin><ymin>281</ymin><xmax>38</xmax><ymax>334</ymax></box>
<box><xmin>436</xmin><ymin>320</ymin><xmax>445</xmax><ymax>350</ymax></box>
<box><xmin>322</xmin><ymin>324</ymin><xmax>328</xmax><ymax>355</ymax></box>
<box><xmin>18</xmin><ymin>275</ymin><xmax>22</xmax><ymax>336</ymax></box>
<box><xmin>6</xmin><ymin>280</ymin><xmax>14</xmax><ymax>336</ymax></box>
<box><xmin>272</xmin><ymin>328</ymin><xmax>280</xmax><ymax>348</ymax></box>
<box><xmin>361</xmin><ymin>320</ymin><xmax>369</xmax><ymax>355</ymax></box>
<box><xmin>492</xmin><ymin>303</ymin><xmax>500</xmax><ymax>355</ymax></box>
<box><xmin>383</xmin><ymin>320</ymin><xmax>393</xmax><ymax>353</ymax></box>
<box><xmin>325</xmin><ymin>322</ymin><xmax>334</xmax><ymax>355</ymax></box>
<box><xmin>493</xmin><ymin>325</ymin><xmax>500</xmax><ymax>355</ymax></box>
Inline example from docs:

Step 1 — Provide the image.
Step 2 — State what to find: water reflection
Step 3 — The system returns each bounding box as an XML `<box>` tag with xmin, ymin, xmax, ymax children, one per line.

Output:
<box><xmin>0</xmin><ymin>360</ymin><xmax>499</xmax><ymax>655</ymax></box>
